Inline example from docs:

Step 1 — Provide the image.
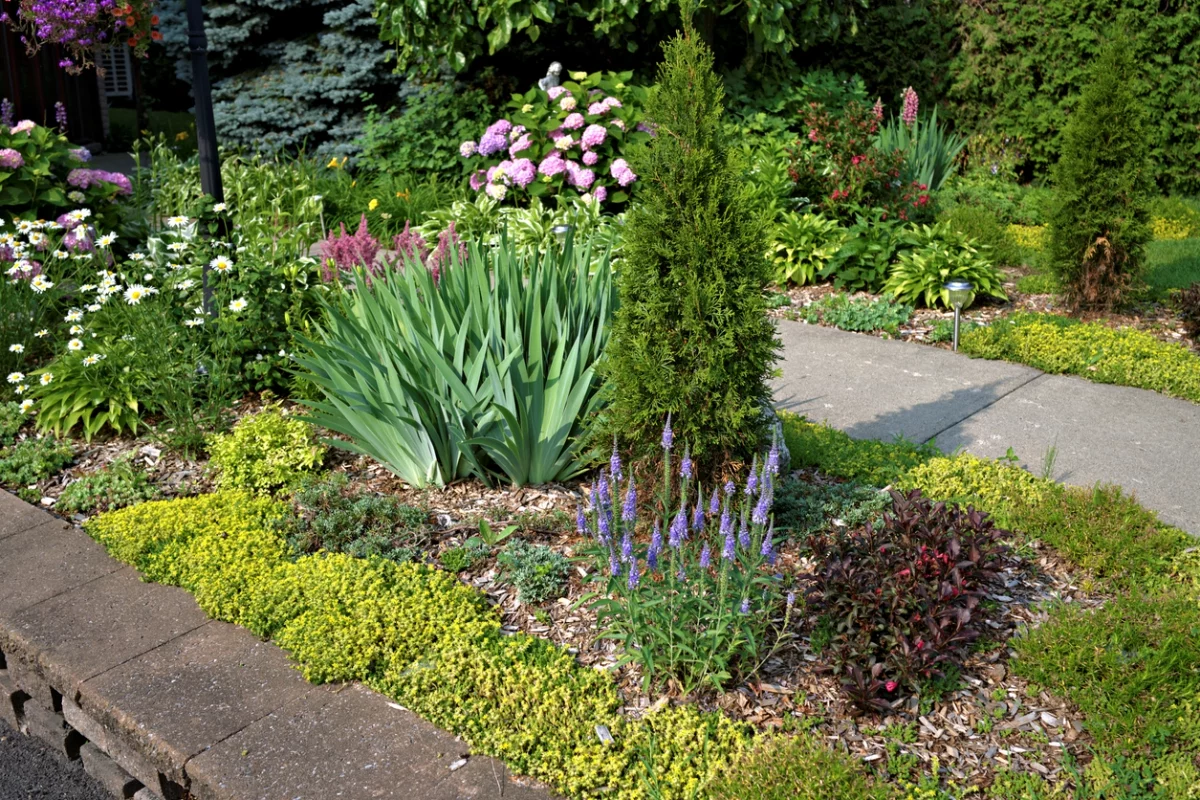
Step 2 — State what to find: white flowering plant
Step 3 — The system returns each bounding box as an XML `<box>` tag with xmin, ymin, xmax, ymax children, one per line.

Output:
<box><xmin>458</xmin><ymin>70</ymin><xmax>651</xmax><ymax>207</ymax></box>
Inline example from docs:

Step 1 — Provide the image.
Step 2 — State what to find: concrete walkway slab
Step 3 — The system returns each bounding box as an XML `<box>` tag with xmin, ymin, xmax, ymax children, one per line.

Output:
<box><xmin>773</xmin><ymin>321</ymin><xmax>1040</xmax><ymax>444</ymax></box>
<box><xmin>0</xmin><ymin>567</ymin><xmax>211</xmax><ymax>701</ymax></box>
<box><xmin>187</xmin><ymin>683</ymin><xmax>549</xmax><ymax>800</ymax></box>
<box><xmin>78</xmin><ymin>621</ymin><xmax>315</xmax><ymax>785</ymax></box>
<box><xmin>772</xmin><ymin>320</ymin><xmax>1200</xmax><ymax>534</ymax></box>
<box><xmin>0</xmin><ymin>521</ymin><xmax>121</xmax><ymax>617</ymax></box>
<box><xmin>935</xmin><ymin>373</ymin><xmax>1200</xmax><ymax>533</ymax></box>
<box><xmin>0</xmin><ymin>490</ymin><xmax>57</xmax><ymax>540</ymax></box>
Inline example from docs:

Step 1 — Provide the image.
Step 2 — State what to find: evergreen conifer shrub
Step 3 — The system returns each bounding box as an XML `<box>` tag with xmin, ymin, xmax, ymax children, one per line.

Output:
<box><xmin>1048</xmin><ymin>37</ymin><xmax>1153</xmax><ymax>311</ymax></box>
<box><xmin>597</xmin><ymin>11</ymin><xmax>779</xmax><ymax>464</ymax></box>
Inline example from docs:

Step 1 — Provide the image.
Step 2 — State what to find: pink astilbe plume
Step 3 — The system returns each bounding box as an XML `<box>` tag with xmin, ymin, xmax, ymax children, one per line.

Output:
<box><xmin>320</xmin><ymin>214</ymin><xmax>379</xmax><ymax>282</ymax></box>
<box><xmin>427</xmin><ymin>222</ymin><xmax>467</xmax><ymax>285</ymax></box>
<box><xmin>391</xmin><ymin>221</ymin><xmax>431</xmax><ymax>267</ymax></box>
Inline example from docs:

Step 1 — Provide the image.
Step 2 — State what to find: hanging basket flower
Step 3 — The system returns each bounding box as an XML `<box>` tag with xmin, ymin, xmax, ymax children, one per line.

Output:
<box><xmin>1</xmin><ymin>0</ymin><xmax>160</xmax><ymax>74</ymax></box>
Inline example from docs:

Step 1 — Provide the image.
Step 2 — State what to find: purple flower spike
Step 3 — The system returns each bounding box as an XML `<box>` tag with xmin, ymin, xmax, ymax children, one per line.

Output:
<box><xmin>692</xmin><ymin>503</ymin><xmax>704</xmax><ymax>533</ymax></box>
<box><xmin>760</xmin><ymin>532</ymin><xmax>773</xmax><ymax>558</ymax></box>
<box><xmin>627</xmin><ymin>558</ymin><xmax>640</xmax><ymax>590</ymax></box>
<box><xmin>724</xmin><ymin>480</ymin><xmax>735</xmax><ymax>496</ymax></box>
<box><xmin>767</xmin><ymin>441</ymin><xmax>780</xmax><ymax>476</ymax></box>
<box><xmin>610</xmin><ymin>438</ymin><xmax>622</xmax><ymax>482</ymax></box>
<box><xmin>752</xmin><ymin>491</ymin><xmax>770</xmax><ymax>526</ymax></box>
<box><xmin>680</xmin><ymin>449</ymin><xmax>693</xmax><ymax>481</ymax></box>
<box><xmin>54</xmin><ymin>101</ymin><xmax>67</xmax><ymax>130</ymax></box>
<box><xmin>738</xmin><ymin>514</ymin><xmax>750</xmax><ymax>549</ymax></box>
<box><xmin>719</xmin><ymin>508</ymin><xmax>733</xmax><ymax>539</ymax></box>
<box><xmin>598</xmin><ymin>470</ymin><xmax>611</xmax><ymax>508</ymax></box>
<box><xmin>722</xmin><ymin>530</ymin><xmax>735</xmax><ymax>562</ymax></box>
<box><xmin>648</xmin><ymin>524</ymin><xmax>662</xmax><ymax>571</ymax></box>
<box><xmin>699</xmin><ymin>543</ymin><xmax>712</xmax><ymax>569</ymax></box>
<box><xmin>576</xmin><ymin>504</ymin><xmax>587</xmax><ymax>535</ymax></box>
<box><xmin>740</xmin><ymin>598</ymin><xmax>751</xmax><ymax>615</ymax></box>
<box><xmin>621</xmin><ymin>530</ymin><xmax>633</xmax><ymax>562</ymax></box>
<box><xmin>786</xmin><ymin>591</ymin><xmax>796</xmax><ymax>608</ymax></box>
<box><xmin>597</xmin><ymin>511</ymin><xmax>611</xmax><ymax>544</ymax></box>
<box><xmin>661</xmin><ymin>414</ymin><xmax>674</xmax><ymax>451</ymax></box>
<box><xmin>745</xmin><ymin>459</ymin><xmax>759</xmax><ymax>497</ymax></box>
<box><xmin>708</xmin><ymin>488</ymin><xmax>719</xmax><ymax>516</ymax></box>
<box><xmin>622</xmin><ymin>479</ymin><xmax>637</xmax><ymax>523</ymax></box>
<box><xmin>589</xmin><ymin>477</ymin><xmax>599</xmax><ymax>511</ymax></box>
<box><xmin>610</xmin><ymin>548</ymin><xmax>620</xmax><ymax>577</ymax></box>
<box><xmin>669</xmin><ymin>510</ymin><xmax>687</xmax><ymax>548</ymax></box>
<box><xmin>676</xmin><ymin>566</ymin><xmax>687</xmax><ymax>582</ymax></box>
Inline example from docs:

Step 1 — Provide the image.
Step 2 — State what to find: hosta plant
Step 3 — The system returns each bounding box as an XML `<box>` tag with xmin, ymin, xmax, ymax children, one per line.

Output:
<box><xmin>882</xmin><ymin>223</ymin><xmax>1007</xmax><ymax>309</ymax></box>
<box><xmin>803</xmin><ymin>489</ymin><xmax>1005</xmax><ymax>711</ymax></box>
<box><xmin>298</xmin><ymin>238</ymin><xmax>614</xmax><ymax>488</ymax></box>
<box><xmin>819</xmin><ymin>209</ymin><xmax>907</xmax><ymax>293</ymax></box>
<box><xmin>583</xmin><ymin>419</ymin><xmax>794</xmax><ymax>694</ymax></box>
<box><xmin>769</xmin><ymin>210</ymin><xmax>846</xmax><ymax>286</ymax></box>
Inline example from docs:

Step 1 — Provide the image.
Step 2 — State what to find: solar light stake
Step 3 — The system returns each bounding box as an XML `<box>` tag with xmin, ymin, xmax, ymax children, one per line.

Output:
<box><xmin>551</xmin><ymin>224</ymin><xmax>573</xmax><ymax>248</ymax></box>
<box><xmin>944</xmin><ymin>280</ymin><xmax>974</xmax><ymax>352</ymax></box>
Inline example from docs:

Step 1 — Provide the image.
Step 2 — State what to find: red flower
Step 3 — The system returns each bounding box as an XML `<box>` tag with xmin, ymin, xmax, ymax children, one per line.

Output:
<box><xmin>885</xmin><ymin>681</ymin><xmax>898</xmax><ymax>692</ymax></box>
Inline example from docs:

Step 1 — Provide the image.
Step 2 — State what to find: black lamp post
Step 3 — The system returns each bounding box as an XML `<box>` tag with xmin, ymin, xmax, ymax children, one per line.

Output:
<box><xmin>185</xmin><ymin>0</ymin><xmax>224</xmax><ymax>313</ymax></box>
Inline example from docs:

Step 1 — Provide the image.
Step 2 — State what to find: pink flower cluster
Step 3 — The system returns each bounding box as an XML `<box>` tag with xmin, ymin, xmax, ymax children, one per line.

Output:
<box><xmin>66</xmin><ymin>168</ymin><xmax>131</xmax><ymax>195</ymax></box>
<box><xmin>0</xmin><ymin>148</ymin><xmax>24</xmax><ymax>170</ymax></box>
<box><xmin>901</xmin><ymin>86</ymin><xmax>919</xmax><ymax>126</ymax></box>
<box><xmin>321</xmin><ymin>216</ymin><xmax>465</xmax><ymax>286</ymax></box>
<box><xmin>610</xmin><ymin>158</ymin><xmax>637</xmax><ymax>188</ymax></box>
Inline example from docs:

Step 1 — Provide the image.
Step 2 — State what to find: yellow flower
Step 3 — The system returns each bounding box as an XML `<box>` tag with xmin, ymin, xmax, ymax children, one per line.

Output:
<box><xmin>368</xmin><ymin>199</ymin><xmax>379</xmax><ymax>212</ymax></box>
<box><xmin>175</xmin><ymin>131</ymin><xmax>189</xmax><ymax>141</ymax></box>
<box><xmin>395</xmin><ymin>190</ymin><xmax>410</xmax><ymax>199</ymax></box>
<box><xmin>571</xmin><ymin>71</ymin><xmax>587</xmax><ymax>80</ymax></box>
<box><xmin>327</xmin><ymin>157</ymin><xmax>341</xmax><ymax>169</ymax></box>
<box><xmin>521</xmin><ymin>103</ymin><xmax>534</xmax><ymax>113</ymax></box>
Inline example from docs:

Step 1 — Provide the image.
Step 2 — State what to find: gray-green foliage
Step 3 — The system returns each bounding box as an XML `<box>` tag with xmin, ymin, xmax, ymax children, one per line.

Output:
<box><xmin>598</xmin><ymin>22</ymin><xmax>779</xmax><ymax>466</ymax></box>
<box><xmin>773</xmin><ymin>478</ymin><xmax>890</xmax><ymax>538</ymax></box>
<box><xmin>56</xmin><ymin>454</ymin><xmax>160</xmax><ymax>516</ymax></box>
<box><xmin>277</xmin><ymin>473</ymin><xmax>428</xmax><ymax>563</ymax></box>
<box><xmin>0</xmin><ymin>437</ymin><xmax>73</xmax><ymax>487</ymax></box>
<box><xmin>299</xmin><ymin>240</ymin><xmax>615</xmax><ymax>488</ymax></box>
<box><xmin>803</xmin><ymin>294</ymin><xmax>913</xmax><ymax>335</ymax></box>
<box><xmin>496</xmin><ymin>539</ymin><xmax>571</xmax><ymax>604</ymax></box>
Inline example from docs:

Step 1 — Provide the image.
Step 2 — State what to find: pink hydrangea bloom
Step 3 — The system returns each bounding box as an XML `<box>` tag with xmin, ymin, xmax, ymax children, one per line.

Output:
<box><xmin>554</xmin><ymin>135</ymin><xmax>575</xmax><ymax>151</ymax></box>
<box><xmin>469</xmin><ymin>170</ymin><xmax>487</xmax><ymax>191</ymax></box>
<box><xmin>581</xmin><ymin>124</ymin><xmax>606</xmax><ymax>149</ymax></box>
<box><xmin>610</xmin><ymin>118</ymin><xmax>627</xmax><ymax>131</ymax></box>
<box><xmin>486</xmin><ymin>183</ymin><xmax>508</xmax><ymax>201</ymax></box>
<box><xmin>10</xmin><ymin>120</ymin><xmax>35</xmax><ymax>134</ymax></box>
<box><xmin>477</xmin><ymin>131</ymin><xmax>507</xmax><ymax>156</ymax></box>
<box><xmin>566</xmin><ymin>162</ymin><xmax>595</xmax><ymax>190</ymax></box>
<box><xmin>0</xmin><ymin>148</ymin><xmax>23</xmax><ymax>169</ymax></box>
<box><xmin>66</xmin><ymin>168</ymin><xmax>131</xmax><ymax>195</ymax></box>
<box><xmin>510</xmin><ymin>158</ymin><xmax>536</xmax><ymax>188</ymax></box>
<box><xmin>562</xmin><ymin>112</ymin><xmax>585</xmax><ymax>130</ymax></box>
<box><xmin>582</xmin><ymin>150</ymin><xmax>599</xmax><ymax>166</ymax></box>
<box><xmin>538</xmin><ymin>155</ymin><xmax>567</xmax><ymax>177</ymax></box>
<box><xmin>547</xmin><ymin>86</ymin><xmax>567</xmax><ymax>100</ymax></box>
<box><xmin>508</xmin><ymin>134</ymin><xmax>533</xmax><ymax>157</ymax></box>
<box><xmin>69</xmin><ymin>147</ymin><xmax>91</xmax><ymax>162</ymax></box>
<box><xmin>604</xmin><ymin>97</ymin><xmax>623</xmax><ymax>110</ymax></box>
<box><xmin>593</xmin><ymin>185</ymin><xmax>608</xmax><ymax>203</ymax></box>
<box><xmin>486</xmin><ymin>119</ymin><xmax>513</xmax><ymax>138</ymax></box>
<box><xmin>587</xmin><ymin>102</ymin><xmax>608</xmax><ymax>116</ymax></box>
<box><xmin>460</xmin><ymin>140</ymin><xmax>477</xmax><ymax>158</ymax></box>
<box><xmin>610</xmin><ymin>158</ymin><xmax>637</xmax><ymax>187</ymax></box>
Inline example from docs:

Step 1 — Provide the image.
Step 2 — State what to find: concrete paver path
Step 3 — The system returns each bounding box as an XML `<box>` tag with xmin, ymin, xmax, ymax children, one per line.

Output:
<box><xmin>773</xmin><ymin>320</ymin><xmax>1200</xmax><ymax>535</ymax></box>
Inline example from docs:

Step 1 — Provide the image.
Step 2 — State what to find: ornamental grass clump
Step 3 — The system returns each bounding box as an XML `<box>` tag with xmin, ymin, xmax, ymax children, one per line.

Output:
<box><xmin>583</xmin><ymin>418</ymin><xmax>794</xmax><ymax>695</ymax></box>
<box><xmin>803</xmin><ymin>489</ymin><xmax>1006</xmax><ymax>712</ymax></box>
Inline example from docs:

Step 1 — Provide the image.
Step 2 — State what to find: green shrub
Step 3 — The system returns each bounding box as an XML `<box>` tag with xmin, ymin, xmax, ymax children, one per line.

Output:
<box><xmin>0</xmin><ymin>437</ymin><xmax>73</xmax><ymax>486</ymax></box>
<box><xmin>300</xmin><ymin>238</ymin><xmax>613</xmax><ymax>488</ymax></box>
<box><xmin>803</xmin><ymin>294</ymin><xmax>913</xmax><ymax>335</ymax></box>
<box><xmin>961</xmin><ymin>313</ymin><xmax>1200</xmax><ymax>402</ymax></box>
<box><xmin>207</xmin><ymin>406</ymin><xmax>326</xmax><ymax>495</ymax></box>
<box><xmin>355</xmin><ymin>82</ymin><xmax>495</xmax><ymax>181</ymax></box>
<box><xmin>496</xmin><ymin>540</ymin><xmax>571</xmax><ymax>604</ymax></box>
<box><xmin>883</xmin><ymin>223</ymin><xmax>1008</xmax><ymax>309</ymax></box>
<box><xmin>779</xmin><ymin>413</ymin><xmax>936</xmax><ymax>487</ymax></box>
<box><xmin>819</xmin><ymin>210</ymin><xmax>907</xmax><ymax>293</ymax></box>
<box><xmin>277</xmin><ymin>473</ymin><xmax>428</xmax><ymax>563</ymax></box>
<box><xmin>0</xmin><ymin>402</ymin><xmax>22</xmax><ymax>446</ymax></box>
<box><xmin>56</xmin><ymin>454</ymin><xmax>159</xmax><ymax>516</ymax></box>
<box><xmin>1047</xmin><ymin>37</ymin><xmax>1154</xmax><ymax>311</ymax></box>
<box><xmin>441</xmin><ymin>540</ymin><xmax>490</xmax><ymax>573</ymax></box>
<box><xmin>939</xmin><ymin>205</ymin><xmax>1023</xmax><ymax>266</ymax></box>
<box><xmin>597</xmin><ymin>23</ymin><xmax>778</xmax><ymax>466</ymax></box>
<box><xmin>1013</xmin><ymin>589</ymin><xmax>1200</xmax><ymax>755</ymax></box>
<box><xmin>770</xmin><ymin>211</ymin><xmax>846</xmax><ymax>286</ymax></box>
<box><xmin>712</xmin><ymin>732</ymin><xmax>890</xmax><ymax>800</ymax></box>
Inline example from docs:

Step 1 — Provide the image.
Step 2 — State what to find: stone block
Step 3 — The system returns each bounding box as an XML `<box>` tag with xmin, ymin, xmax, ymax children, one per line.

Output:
<box><xmin>0</xmin><ymin>669</ymin><xmax>18</xmax><ymax>730</ymax></box>
<box><xmin>0</xmin><ymin>520</ymin><xmax>121</xmax><ymax>618</ymax></box>
<box><xmin>62</xmin><ymin>694</ymin><xmax>110</xmax><ymax>751</ymax></box>
<box><xmin>22</xmin><ymin>702</ymin><xmax>84</xmax><ymax>759</ymax></box>
<box><xmin>0</xmin><ymin>489</ymin><xmax>56</xmax><ymax>540</ymax></box>
<box><xmin>80</xmin><ymin>741</ymin><xmax>143</xmax><ymax>798</ymax></box>
<box><xmin>79</xmin><ymin>621</ymin><xmax>313</xmax><ymax>785</ymax></box>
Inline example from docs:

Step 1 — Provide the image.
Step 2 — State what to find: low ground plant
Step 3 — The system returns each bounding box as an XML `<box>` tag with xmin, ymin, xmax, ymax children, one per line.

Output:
<box><xmin>803</xmin><ymin>294</ymin><xmax>912</xmax><ymax>335</ymax></box>
<box><xmin>0</xmin><ymin>402</ymin><xmax>22</xmax><ymax>445</ymax></box>
<box><xmin>0</xmin><ymin>436</ymin><xmax>72</xmax><ymax>487</ymax></box>
<box><xmin>441</xmin><ymin>541</ymin><xmax>491</xmax><ymax>573</ymax></box>
<box><xmin>773</xmin><ymin>477</ymin><xmax>889</xmax><ymax>538</ymax></box>
<box><xmin>207</xmin><ymin>406</ymin><xmax>326</xmax><ymax>495</ymax></box>
<box><xmin>56</xmin><ymin>453</ymin><xmax>159</xmax><ymax>515</ymax></box>
<box><xmin>712</xmin><ymin>732</ymin><xmax>890</xmax><ymax>800</ymax></box>
<box><xmin>496</xmin><ymin>540</ymin><xmax>571</xmax><ymax>604</ymax></box>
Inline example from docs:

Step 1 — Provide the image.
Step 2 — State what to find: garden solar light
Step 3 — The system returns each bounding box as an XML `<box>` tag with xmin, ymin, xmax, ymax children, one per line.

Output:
<box><xmin>551</xmin><ymin>224</ymin><xmax>573</xmax><ymax>246</ymax></box>
<box><xmin>944</xmin><ymin>279</ymin><xmax>973</xmax><ymax>352</ymax></box>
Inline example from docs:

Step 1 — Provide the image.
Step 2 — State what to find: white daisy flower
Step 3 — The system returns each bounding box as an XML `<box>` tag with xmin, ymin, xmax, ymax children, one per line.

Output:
<box><xmin>19</xmin><ymin>399</ymin><xmax>33</xmax><ymax>413</ymax></box>
<box><xmin>209</xmin><ymin>256</ymin><xmax>234</xmax><ymax>273</ymax></box>
<box><xmin>212</xmin><ymin>202</ymin><xmax>228</xmax><ymax>212</ymax></box>
<box><xmin>34</xmin><ymin>330</ymin><xmax>48</xmax><ymax>338</ymax></box>
<box><xmin>166</xmin><ymin>242</ymin><xmax>188</xmax><ymax>253</ymax></box>
<box><xmin>65</xmin><ymin>309</ymin><xmax>83</xmax><ymax>322</ymax></box>
<box><xmin>82</xmin><ymin>354</ymin><xmax>101</xmax><ymax>366</ymax></box>
<box><xmin>8</xmin><ymin>344</ymin><xmax>23</xmax><ymax>353</ymax></box>
<box><xmin>14</xmin><ymin>384</ymin><xmax>26</xmax><ymax>394</ymax></box>
<box><xmin>79</xmin><ymin>284</ymin><xmax>96</xmax><ymax>292</ymax></box>
<box><xmin>69</xmin><ymin>325</ymin><xmax>83</xmax><ymax>335</ymax></box>
<box><xmin>229</xmin><ymin>297</ymin><xmax>248</xmax><ymax>312</ymax></box>
<box><xmin>175</xmin><ymin>279</ymin><xmax>195</xmax><ymax>291</ymax></box>
<box><xmin>67</xmin><ymin>208</ymin><xmax>91</xmax><ymax>221</ymax></box>
<box><xmin>128</xmin><ymin>253</ymin><xmax>146</xmax><ymax>262</ymax></box>
<box><xmin>166</xmin><ymin>216</ymin><xmax>189</xmax><ymax>228</ymax></box>
<box><xmin>67</xmin><ymin>338</ymin><xmax>83</xmax><ymax>351</ymax></box>
<box><xmin>39</xmin><ymin>373</ymin><xmax>52</xmax><ymax>386</ymax></box>
<box><xmin>30</xmin><ymin>276</ymin><xmax>52</xmax><ymax>293</ymax></box>
<box><xmin>86</xmin><ymin>303</ymin><xmax>102</xmax><ymax>312</ymax></box>
<box><xmin>6</xmin><ymin>372</ymin><xmax>24</xmax><ymax>383</ymax></box>
<box><xmin>124</xmin><ymin>285</ymin><xmax>149</xmax><ymax>305</ymax></box>
<box><xmin>95</xmin><ymin>233</ymin><xmax>117</xmax><ymax>247</ymax></box>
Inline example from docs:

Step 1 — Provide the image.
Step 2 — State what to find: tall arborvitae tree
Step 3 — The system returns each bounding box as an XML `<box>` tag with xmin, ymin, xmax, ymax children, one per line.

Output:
<box><xmin>1048</xmin><ymin>35</ymin><xmax>1153</xmax><ymax>311</ymax></box>
<box><xmin>597</xmin><ymin>8</ymin><xmax>779</xmax><ymax>465</ymax></box>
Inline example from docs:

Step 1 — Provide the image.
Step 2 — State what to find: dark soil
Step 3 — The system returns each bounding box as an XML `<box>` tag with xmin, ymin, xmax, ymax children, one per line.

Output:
<box><xmin>0</xmin><ymin>718</ymin><xmax>109</xmax><ymax>800</ymax></box>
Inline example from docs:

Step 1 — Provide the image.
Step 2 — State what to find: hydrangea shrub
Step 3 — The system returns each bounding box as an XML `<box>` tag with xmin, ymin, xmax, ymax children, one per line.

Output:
<box><xmin>458</xmin><ymin>71</ymin><xmax>651</xmax><ymax>207</ymax></box>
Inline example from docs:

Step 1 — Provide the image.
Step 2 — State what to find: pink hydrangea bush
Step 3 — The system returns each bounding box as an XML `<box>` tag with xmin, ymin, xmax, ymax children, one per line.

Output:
<box><xmin>459</xmin><ymin>70</ymin><xmax>650</xmax><ymax>207</ymax></box>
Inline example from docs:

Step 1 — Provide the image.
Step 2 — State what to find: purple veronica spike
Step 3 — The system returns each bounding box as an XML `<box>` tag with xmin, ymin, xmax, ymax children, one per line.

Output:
<box><xmin>622</xmin><ymin>479</ymin><xmax>636</xmax><ymax>523</ymax></box>
<box><xmin>752</xmin><ymin>490</ymin><xmax>770</xmax><ymax>526</ymax></box>
<box><xmin>54</xmin><ymin>101</ymin><xmax>67</xmax><ymax>130</ymax></box>
<box><xmin>627</xmin><ymin>558</ymin><xmax>640</xmax><ymax>590</ymax></box>
<box><xmin>590</xmin><ymin>477</ymin><xmax>599</xmax><ymax>510</ymax></box>
<box><xmin>767</xmin><ymin>440</ymin><xmax>780</xmax><ymax>476</ymax></box>
<box><xmin>598</xmin><ymin>470</ymin><xmax>611</xmax><ymax>508</ymax></box>
<box><xmin>576</xmin><ymin>504</ymin><xmax>587</xmax><ymax>534</ymax></box>
<box><xmin>724</xmin><ymin>480</ymin><xmax>735</xmax><ymax>496</ymax></box>
<box><xmin>676</xmin><ymin>565</ymin><xmax>687</xmax><ymax>582</ymax></box>
<box><xmin>680</xmin><ymin>449</ymin><xmax>693</xmax><ymax>480</ymax></box>
<box><xmin>611</xmin><ymin>438</ymin><xmax>622</xmax><ymax>481</ymax></box>
<box><xmin>597</xmin><ymin>511</ymin><xmax>611</xmax><ymax>544</ymax></box>
<box><xmin>722</xmin><ymin>530</ymin><xmax>735</xmax><ymax>562</ymax></box>
<box><xmin>661</xmin><ymin>414</ymin><xmax>674</xmax><ymax>451</ymax></box>
<box><xmin>738</xmin><ymin>514</ymin><xmax>751</xmax><ymax>549</ymax></box>
<box><xmin>648</xmin><ymin>524</ymin><xmax>662</xmax><ymax>571</ymax></box>
<box><xmin>699</xmin><ymin>543</ymin><xmax>712</xmax><ymax>569</ymax></box>
<box><xmin>740</xmin><ymin>598</ymin><xmax>751</xmax><ymax>614</ymax></box>
<box><xmin>692</xmin><ymin>503</ymin><xmax>704</xmax><ymax>533</ymax></box>
<box><xmin>745</xmin><ymin>463</ymin><xmax>759</xmax><ymax>497</ymax></box>
<box><xmin>786</xmin><ymin>591</ymin><xmax>796</xmax><ymax>608</ymax></box>
<box><xmin>708</xmin><ymin>487</ymin><xmax>719</xmax><ymax>516</ymax></box>
<box><xmin>609</xmin><ymin>548</ymin><xmax>620</xmax><ymax>577</ymax></box>
<box><xmin>621</xmin><ymin>530</ymin><xmax>633</xmax><ymax>562</ymax></box>
<box><xmin>760</xmin><ymin>531</ymin><xmax>773</xmax><ymax>558</ymax></box>
<box><xmin>669</xmin><ymin>509</ymin><xmax>687</xmax><ymax>548</ymax></box>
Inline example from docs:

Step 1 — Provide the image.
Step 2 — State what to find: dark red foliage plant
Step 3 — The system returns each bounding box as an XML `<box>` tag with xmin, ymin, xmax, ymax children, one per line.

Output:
<box><xmin>802</xmin><ymin>489</ymin><xmax>1006</xmax><ymax>712</ymax></box>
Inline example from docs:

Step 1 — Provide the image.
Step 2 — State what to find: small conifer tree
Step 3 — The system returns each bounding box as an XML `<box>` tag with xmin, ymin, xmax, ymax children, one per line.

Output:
<box><xmin>1048</xmin><ymin>35</ymin><xmax>1153</xmax><ymax>311</ymax></box>
<box><xmin>596</xmin><ymin>7</ymin><xmax>779</xmax><ymax>464</ymax></box>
